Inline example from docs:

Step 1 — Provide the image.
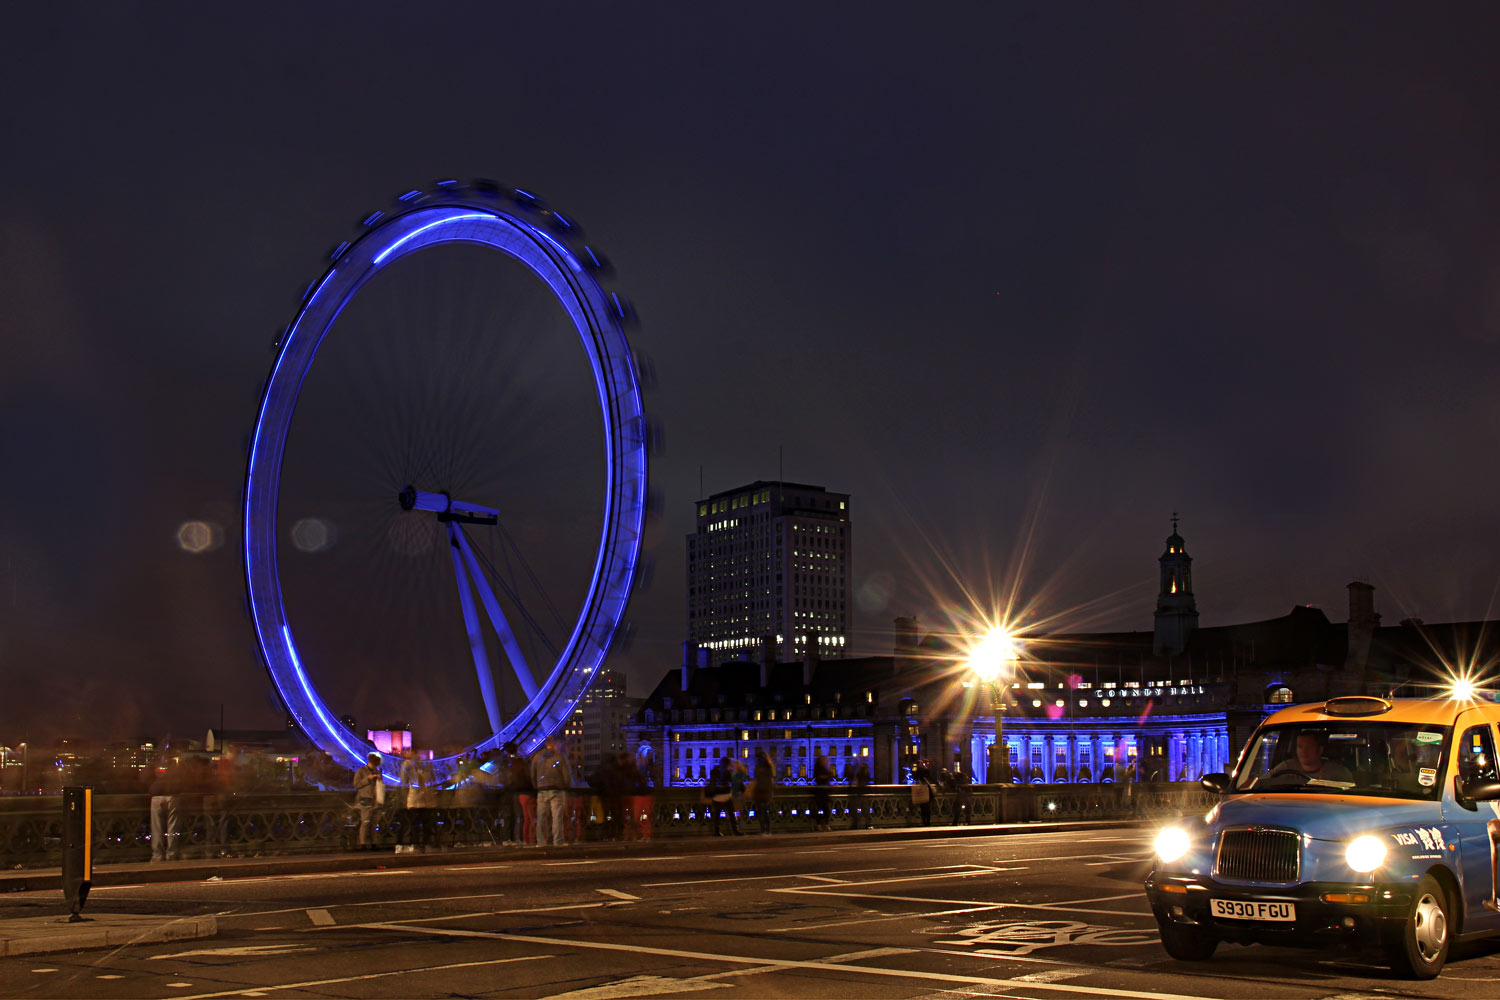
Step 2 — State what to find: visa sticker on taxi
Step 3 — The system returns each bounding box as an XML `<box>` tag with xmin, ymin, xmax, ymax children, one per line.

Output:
<box><xmin>1210</xmin><ymin>899</ymin><xmax>1296</xmax><ymax>921</ymax></box>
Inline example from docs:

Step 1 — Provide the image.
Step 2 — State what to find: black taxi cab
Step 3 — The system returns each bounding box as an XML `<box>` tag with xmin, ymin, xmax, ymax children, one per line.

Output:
<box><xmin>1144</xmin><ymin>694</ymin><xmax>1500</xmax><ymax>978</ymax></box>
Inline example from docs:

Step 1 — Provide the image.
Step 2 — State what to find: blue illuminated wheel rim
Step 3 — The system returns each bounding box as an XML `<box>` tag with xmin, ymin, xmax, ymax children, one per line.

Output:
<box><xmin>244</xmin><ymin>183</ymin><xmax>648</xmax><ymax>778</ymax></box>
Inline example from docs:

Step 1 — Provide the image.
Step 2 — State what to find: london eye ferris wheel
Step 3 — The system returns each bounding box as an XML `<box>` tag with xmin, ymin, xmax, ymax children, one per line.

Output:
<box><xmin>243</xmin><ymin>180</ymin><xmax>652</xmax><ymax>779</ymax></box>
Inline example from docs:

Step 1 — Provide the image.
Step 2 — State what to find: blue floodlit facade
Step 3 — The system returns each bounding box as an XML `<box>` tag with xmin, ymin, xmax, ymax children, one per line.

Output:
<box><xmin>626</xmin><ymin>523</ymin><xmax>1486</xmax><ymax>786</ymax></box>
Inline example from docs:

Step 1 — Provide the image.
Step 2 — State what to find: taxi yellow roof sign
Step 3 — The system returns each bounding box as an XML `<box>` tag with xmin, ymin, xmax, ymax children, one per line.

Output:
<box><xmin>1262</xmin><ymin>696</ymin><xmax>1492</xmax><ymax>728</ymax></box>
<box><xmin>1322</xmin><ymin>695</ymin><xmax>1393</xmax><ymax>717</ymax></box>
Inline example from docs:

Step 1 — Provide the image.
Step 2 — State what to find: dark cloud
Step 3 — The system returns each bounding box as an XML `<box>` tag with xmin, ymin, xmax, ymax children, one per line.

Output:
<box><xmin>3</xmin><ymin>3</ymin><xmax>1499</xmax><ymax>744</ymax></box>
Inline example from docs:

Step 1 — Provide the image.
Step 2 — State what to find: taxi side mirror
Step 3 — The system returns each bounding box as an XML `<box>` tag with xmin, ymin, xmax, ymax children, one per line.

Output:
<box><xmin>1456</xmin><ymin>777</ymin><xmax>1500</xmax><ymax>802</ymax></box>
<box><xmin>1200</xmin><ymin>772</ymin><xmax>1231</xmax><ymax>794</ymax></box>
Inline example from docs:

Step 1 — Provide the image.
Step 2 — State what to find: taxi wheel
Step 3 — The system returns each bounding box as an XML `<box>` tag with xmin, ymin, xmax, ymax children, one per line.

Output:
<box><xmin>1158</xmin><ymin>921</ymin><xmax>1218</xmax><ymax>961</ymax></box>
<box><xmin>1387</xmin><ymin>875</ymin><xmax>1450</xmax><ymax>979</ymax></box>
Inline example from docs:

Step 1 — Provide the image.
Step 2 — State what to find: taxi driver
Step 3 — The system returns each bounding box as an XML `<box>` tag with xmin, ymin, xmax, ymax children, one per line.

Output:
<box><xmin>1269</xmin><ymin>730</ymin><xmax>1353</xmax><ymax>783</ymax></box>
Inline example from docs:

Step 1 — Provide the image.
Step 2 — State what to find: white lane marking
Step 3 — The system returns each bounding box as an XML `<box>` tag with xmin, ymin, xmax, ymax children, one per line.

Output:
<box><xmin>643</xmin><ymin>866</ymin><xmax>897</xmax><ymax>887</ymax></box>
<box><xmin>768</xmin><ymin>867</ymin><xmax>1012</xmax><ymax>890</ymax></box>
<box><xmin>355</xmin><ymin>923</ymin><xmax>1216</xmax><ymax>1000</ymax></box>
<box><xmin>542</xmin><ymin>944</ymin><xmax>920</xmax><ymax>999</ymax></box>
<box><xmin>97</xmin><ymin>975</ymin><xmax>124</xmax><ymax>980</ymax></box>
<box><xmin>823</xmin><ymin>947</ymin><xmax>917</xmax><ymax>962</ymax></box>
<box><xmin>166</xmin><ymin>984</ymin><xmax>194</xmax><ymax>989</ymax></box>
<box><xmin>31</xmin><ymin>968</ymin><xmax>59</xmax><ymax>973</ymax></box>
<box><xmin>152</xmin><ymin>945</ymin><xmax>315</xmax><ymax>961</ymax></box>
<box><xmin>221</xmin><ymin>890</ymin><xmax>508</xmax><ymax>920</ymax></box>
<box><xmin>799</xmin><ymin>875</ymin><xmax>847</xmax><ymax>883</ymax></box>
<box><xmin>306</xmin><ymin>908</ymin><xmax>335</xmax><ymax>926</ymax></box>
<box><xmin>165</xmin><ymin>954</ymin><xmax>547</xmax><ymax>1000</ymax></box>
<box><xmin>217</xmin><ymin>870</ymin><xmax>413</xmax><ymax>884</ymax></box>
<box><xmin>305</xmin><ymin>901</ymin><xmax>607</xmax><ymax>927</ymax></box>
<box><xmin>1035</xmin><ymin>893</ymin><xmax>1140</xmax><ymax>906</ymax></box>
<box><xmin>937</xmin><ymin>919</ymin><xmax>1158</xmax><ymax>952</ymax></box>
<box><xmin>543</xmin><ymin>975</ymin><xmax>733</xmax><ymax>998</ymax></box>
<box><xmin>1016</xmin><ymin>969</ymin><xmax>1092</xmax><ymax>983</ymax></box>
<box><xmin>621</xmin><ymin>856</ymin><xmax>684</xmax><ymax>861</ymax></box>
<box><xmin>545</xmin><ymin>860</ymin><xmax>604</xmax><ymax>866</ymax></box>
<box><xmin>768</xmin><ymin>905</ymin><xmax>1002</xmax><ymax>934</ymax></box>
<box><xmin>445</xmin><ymin>864</ymin><xmax>513</xmax><ymax>871</ymax></box>
<box><xmin>597</xmin><ymin>889</ymin><xmax>640</xmax><ymax>900</ymax></box>
<box><xmin>775</xmin><ymin>887</ymin><xmax>1152</xmax><ymax>919</ymax></box>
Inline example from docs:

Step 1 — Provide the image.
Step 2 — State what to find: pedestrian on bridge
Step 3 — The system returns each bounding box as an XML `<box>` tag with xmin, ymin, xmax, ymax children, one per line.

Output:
<box><xmin>352</xmin><ymin>752</ymin><xmax>383</xmax><ymax>850</ymax></box>
<box><xmin>811</xmin><ymin>755</ymin><xmax>833</xmax><ymax>831</ymax></box>
<box><xmin>752</xmin><ymin>749</ymin><xmax>775</xmax><ymax>834</ymax></box>
<box><xmin>531</xmin><ymin>735</ymin><xmax>575</xmax><ymax>846</ymax></box>
<box><xmin>849</xmin><ymin>760</ymin><xmax>871</xmax><ymax>829</ymax></box>
<box><xmin>399</xmin><ymin>748</ymin><xmax>438</xmax><ymax>853</ymax></box>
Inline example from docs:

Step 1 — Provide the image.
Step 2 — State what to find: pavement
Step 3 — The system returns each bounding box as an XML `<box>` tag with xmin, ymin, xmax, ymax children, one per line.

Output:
<box><xmin>0</xmin><ymin>818</ymin><xmax>1138</xmax><ymax>958</ymax></box>
<box><xmin>0</xmin><ymin>913</ymin><xmax>217</xmax><ymax>958</ymax></box>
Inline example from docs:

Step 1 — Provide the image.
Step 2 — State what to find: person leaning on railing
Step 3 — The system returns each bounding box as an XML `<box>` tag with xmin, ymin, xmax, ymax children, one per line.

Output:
<box><xmin>351</xmin><ymin>752</ymin><xmax>382</xmax><ymax>850</ymax></box>
<box><xmin>752</xmin><ymin>749</ymin><xmax>776</xmax><ymax>834</ymax></box>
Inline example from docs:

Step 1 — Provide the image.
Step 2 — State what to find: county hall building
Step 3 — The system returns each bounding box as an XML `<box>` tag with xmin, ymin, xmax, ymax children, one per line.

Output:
<box><xmin>627</xmin><ymin>493</ymin><xmax>1493</xmax><ymax>787</ymax></box>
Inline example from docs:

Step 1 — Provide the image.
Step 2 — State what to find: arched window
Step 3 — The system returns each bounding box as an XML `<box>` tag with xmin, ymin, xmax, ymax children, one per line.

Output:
<box><xmin>1266</xmin><ymin>684</ymin><xmax>1295</xmax><ymax>705</ymax></box>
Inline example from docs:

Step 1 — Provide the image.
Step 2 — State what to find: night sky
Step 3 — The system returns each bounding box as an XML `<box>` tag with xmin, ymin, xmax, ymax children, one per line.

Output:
<box><xmin>5</xmin><ymin>5</ymin><xmax>1500</xmax><ymax>748</ymax></box>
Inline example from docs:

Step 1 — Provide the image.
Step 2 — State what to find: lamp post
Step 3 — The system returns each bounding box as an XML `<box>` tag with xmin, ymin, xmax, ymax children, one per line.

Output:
<box><xmin>968</xmin><ymin>629</ymin><xmax>1019</xmax><ymax>786</ymax></box>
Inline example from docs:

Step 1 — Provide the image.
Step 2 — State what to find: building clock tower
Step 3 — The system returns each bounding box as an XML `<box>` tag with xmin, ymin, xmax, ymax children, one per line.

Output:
<box><xmin>1154</xmin><ymin>514</ymin><xmax>1199</xmax><ymax>657</ymax></box>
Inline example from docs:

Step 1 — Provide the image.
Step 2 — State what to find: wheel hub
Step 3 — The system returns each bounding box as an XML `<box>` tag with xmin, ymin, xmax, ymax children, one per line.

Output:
<box><xmin>1413</xmin><ymin>891</ymin><xmax>1447</xmax><ymax>960</ymax></box>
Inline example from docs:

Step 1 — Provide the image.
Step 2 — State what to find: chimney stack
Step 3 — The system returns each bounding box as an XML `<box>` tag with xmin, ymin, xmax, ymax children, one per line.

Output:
<box><xmin>804</xmin><ymin>638</ymin><xmax>820</xmax><ymax>687</ymax></box>
<box><xmin>1342</xmin><ymin>581</ymin><xmax>1381</xmax><ymax>692</ymax></box>
<box><xmin>893</xmin><ymin>615</ymin><xmax>920</xmax><ymax>676</ymax></box>
<box><xmin>680</xmin><ymin>641</ymin><xmax>696</xmax><ymax>692</ymax></box>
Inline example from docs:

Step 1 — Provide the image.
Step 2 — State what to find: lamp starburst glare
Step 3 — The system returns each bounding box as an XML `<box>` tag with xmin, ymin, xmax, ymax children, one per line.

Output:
<box><xmin>969</xmin><ymin>626</ymin><xmax>1019</xmax><ymax>683</ymax></box>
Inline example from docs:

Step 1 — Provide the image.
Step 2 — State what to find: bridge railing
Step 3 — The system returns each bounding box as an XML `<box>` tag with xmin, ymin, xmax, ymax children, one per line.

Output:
<box><xmin>0</xmin><ymin>783</ymin><xmax>1213</xmax><ymax>868</ymax></box>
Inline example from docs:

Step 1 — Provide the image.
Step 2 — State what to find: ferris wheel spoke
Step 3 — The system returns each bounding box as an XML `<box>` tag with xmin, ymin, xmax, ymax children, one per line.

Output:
<box><xmin>445</xmin><ymin>522</ymin><xmax>503</xmax><ymax>733</ymax></box>
<box><xmin>452</xmin><ymin>523</ymin><xmax>540</xmax><ymax>702</ymax></box>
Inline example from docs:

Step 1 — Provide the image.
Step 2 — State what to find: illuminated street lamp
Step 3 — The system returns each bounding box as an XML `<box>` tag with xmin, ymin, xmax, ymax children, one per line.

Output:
<box><xmin>968</xmin><ymin>628</ymin><xmax>1020</xmax><ymax>785</ymax></box>
<box><xmin>1449</xmin><ymin>674</ymin><xmax>1479</xmax><ymax>701</ymax></box>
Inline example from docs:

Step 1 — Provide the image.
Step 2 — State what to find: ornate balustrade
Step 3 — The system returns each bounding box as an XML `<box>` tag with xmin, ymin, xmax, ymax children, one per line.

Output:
<box><xmin>0</xmin><ymin>782</ymin><xmax>1214</xmax><ymax>868</ymax></box>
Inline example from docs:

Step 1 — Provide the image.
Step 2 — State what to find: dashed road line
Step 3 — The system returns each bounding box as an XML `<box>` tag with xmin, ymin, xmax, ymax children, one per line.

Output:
<box><xmin>163</xmin><ymin>954</ymin><xmax>547</xmax><ymax>1000</ymax></box>
<box><xmin>353</xmin><ymin>922</ymin><xmax>1221</xmax><ymax>1000</ymax></box>
<box><xmin>642</xmin><ymin>866</ymin><xmax>897</xmax><ymax>887</ymax></box>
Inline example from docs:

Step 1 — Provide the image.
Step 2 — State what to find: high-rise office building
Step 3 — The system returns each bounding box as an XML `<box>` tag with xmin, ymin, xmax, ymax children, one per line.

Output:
<box><xmin>564</xmin><ymin>668</ymin><xmax>641</xmax><ymax>775</ymax></box>
<box><xmin>687</xmin><ymin>480</ymin><xmax>851</xmax><ymax>664</ymax></box>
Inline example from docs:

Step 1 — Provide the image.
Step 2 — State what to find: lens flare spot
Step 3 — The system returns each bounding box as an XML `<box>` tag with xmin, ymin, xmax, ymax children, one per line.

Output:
<box><xmin>291</xmin><ymin>518</ymin><xmax>335</xmax><ymax>553</ymax></box>
<box><xmin>856</xmin><ymin>572</ymin><xmax>893</xmax><ymax>614</ymax></box>
<box><xmin>175</xmin><ymin>521</ymin><xmax>221</xmax><ymax>554</ymax></box>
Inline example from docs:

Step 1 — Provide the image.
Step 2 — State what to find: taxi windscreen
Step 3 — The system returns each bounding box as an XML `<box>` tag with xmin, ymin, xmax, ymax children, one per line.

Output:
<box><xmin>1233</xmin><ymin>722</ymin><xmax>1450</xmax><ymax>799</ymax></box>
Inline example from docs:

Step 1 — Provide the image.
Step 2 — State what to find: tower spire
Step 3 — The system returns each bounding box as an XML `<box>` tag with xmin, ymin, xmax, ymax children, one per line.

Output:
<box><xmin>1154</xmin><ymin>517</ymin><xmax>1199</xmax><ymax>657</ymax></box>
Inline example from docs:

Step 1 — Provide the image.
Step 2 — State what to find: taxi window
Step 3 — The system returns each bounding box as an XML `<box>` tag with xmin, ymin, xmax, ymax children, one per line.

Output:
<box><xmin>1456</xmin><ymin>725</ymin><xmax>1499</xmax><ymax>784</ymax></box>
<box><xmin>1234</xmin><ymin>721</ymin><xmax>1448</xmax><ymax>799</ymax></box>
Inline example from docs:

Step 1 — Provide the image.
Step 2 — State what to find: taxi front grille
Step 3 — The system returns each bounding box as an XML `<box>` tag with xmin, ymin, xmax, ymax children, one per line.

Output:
<box><xmin>1216</xmin><ymin>828</ymin><xmax>1299</xmax><ymax>883</ymax></box>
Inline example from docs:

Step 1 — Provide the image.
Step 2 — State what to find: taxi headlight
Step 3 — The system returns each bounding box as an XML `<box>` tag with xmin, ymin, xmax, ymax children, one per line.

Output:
<box><xmin>1345</xmin><ymin>835</ymin><xmax>1386</xmax><ymax>873</ymax></box>
<box><xmin>1155</xmin><ymin>826</ymin><xmax>1191</xmax><ymax>864</ymax></box>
